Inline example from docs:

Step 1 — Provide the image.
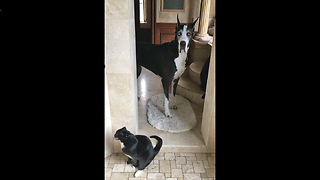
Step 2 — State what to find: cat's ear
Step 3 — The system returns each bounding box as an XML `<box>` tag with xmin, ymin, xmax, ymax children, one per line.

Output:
<box><xmin>122</xmin><ymin>127</ymin><xmax>127</xmax><ymax>130</ymax></box>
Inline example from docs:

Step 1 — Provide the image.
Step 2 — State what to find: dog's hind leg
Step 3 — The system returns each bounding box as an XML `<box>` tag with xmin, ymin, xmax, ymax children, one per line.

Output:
<box><xmin>161</xmin><ymin>78</ymin><xmax>173</xmax><ymax>118</ymax></box>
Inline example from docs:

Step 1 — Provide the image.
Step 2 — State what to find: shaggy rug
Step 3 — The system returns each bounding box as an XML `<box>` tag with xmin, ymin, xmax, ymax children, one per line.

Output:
<box><xmin>147</xmin><ymin>94</ymin><xmax>197</xmax><ymax>133</ymax></box>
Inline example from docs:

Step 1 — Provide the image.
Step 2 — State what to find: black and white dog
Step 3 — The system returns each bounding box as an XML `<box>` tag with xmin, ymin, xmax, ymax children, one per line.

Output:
<box><xmin>136</xmin><ymin>15</ymin><xmax>198</xmax><ymax>117</ymax></box>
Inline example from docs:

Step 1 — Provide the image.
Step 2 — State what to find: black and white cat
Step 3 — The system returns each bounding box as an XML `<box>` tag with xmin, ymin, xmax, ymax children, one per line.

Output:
<box><xmin>113</xmin><ymin>127</ymin><xmax>163</xmax><ymax>177</ymax></box>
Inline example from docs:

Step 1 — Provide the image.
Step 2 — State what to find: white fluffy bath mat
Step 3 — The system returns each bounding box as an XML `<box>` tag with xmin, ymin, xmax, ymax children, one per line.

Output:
<box><xmin>147</xmin><ymin>94</ymin><xmax>197</xmax><ymax>133</ymax></box>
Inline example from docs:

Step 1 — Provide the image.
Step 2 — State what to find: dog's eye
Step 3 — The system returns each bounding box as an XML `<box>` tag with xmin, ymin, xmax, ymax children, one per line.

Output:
<box><xmin>178</xmin><ymin>32</ymin><xmax>182</xmax><ymax>36</ymax></box>
<box><xmin>187</xmin><ymin>32</ymin><xmax>191</xmax><ymax>36</ymax></box>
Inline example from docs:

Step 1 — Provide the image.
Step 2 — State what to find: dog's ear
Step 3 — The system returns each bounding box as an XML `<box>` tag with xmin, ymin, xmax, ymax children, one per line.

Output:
<box><xmin>176</xmin><ymin>14</ymin><xmax>180</xmax><ymax>28</ymax></box>
<box><xmin>191</xmin><ymin>17</ymin><xmax>199</xmax><ymax>29</ymax></box>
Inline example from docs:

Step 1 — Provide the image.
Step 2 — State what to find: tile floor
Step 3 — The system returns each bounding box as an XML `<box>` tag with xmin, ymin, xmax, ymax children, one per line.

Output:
<box><xmin>105</xmin><ymin>152</ymin><xmax>215</xmax><ymax>180</ymax></box>
<box><xmin>137</xmin><ymin>67</ymin><xmax>205</xmax><ymax>149</ymax></box>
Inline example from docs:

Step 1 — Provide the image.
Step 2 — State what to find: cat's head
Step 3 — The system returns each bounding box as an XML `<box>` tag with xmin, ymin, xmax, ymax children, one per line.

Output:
<box><xmin>113</xmin><ymin>127</ymin><xmax>133</xmax><ymax>141</ymax></box>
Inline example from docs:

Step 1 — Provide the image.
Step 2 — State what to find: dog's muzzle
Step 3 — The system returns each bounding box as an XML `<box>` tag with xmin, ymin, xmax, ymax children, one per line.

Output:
<box><xmin>180</xmin><ymin>41</ymin><xmax>186</xmax><ymax>53</ymax></box>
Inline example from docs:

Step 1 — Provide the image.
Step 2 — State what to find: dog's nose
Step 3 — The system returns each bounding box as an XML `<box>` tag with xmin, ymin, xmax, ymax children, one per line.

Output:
<box><xmin>180</xmin><ymin>41</ymin><xmax>186</xmax><ymax>47</ymax></box>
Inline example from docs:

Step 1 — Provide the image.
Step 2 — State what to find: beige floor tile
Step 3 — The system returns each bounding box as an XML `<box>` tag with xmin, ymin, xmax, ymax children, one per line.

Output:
<box><xmin>105</xmin><ymin>167</ymin><xmax>112</xmax><ymax>178</ymax></box>
<box><xmin>165</xmin><ymin>172</ymin><xmax>171</xmax><ymax>177</ymax></box>
<box><xmin>148</xmin><ymin>163</ymin><xmax>160</xmax><ymax>172</ymax></box>
<box><xmin>195</xmin><ymin>153</ymin><xmax>207</xmax><ymax>160</ymax></box>
<box><xmin>170</xmin><ymin>160</ymin><xmax>176</xmax><ymax>169</ymax></box>
<box><xmin>206</xmin><ymin>168</ymin><xmax>215</xmax><ymax>177</ymax></box>
<box><xmin>203</xmin><ymin>160</ymin><xmax>210</xmax><ymax>168</ymax></box>
<box><xmin>186</xmin><ymin>156</ymin><xmax>197</xmax><ymax>161</ymax></box>
<box><xmin>153</xmin><ymin>159</ymin><xmax>159</xmax><ymax>164</ymax></box>
<box><xmin>175</xmin><ymin>156</ymin><xmax>186</xmax><ymax>165</ymax></box>
<box><xmin>124</xmin><ymin>164</ymin><xmax>136</xmax><ymax>172</ymax></box>
<box><xmin>107</xmin><ymin>163</ymin><xmax>114</xmax><ymax>168</ymax></box>
<box><xmin>165</xmin><ymin>153</ymin><xmax>175</xmax><ymax>160</ymax></box>
<box><xmin>110</xmin><ymin>172</ymin><xmax>129</xmax><ymax>180</ymax></box>
<box><xmin>154</xmin><ymin>153</ymin><xmax>165</xmax><ymax>160</ymax></box>
<box><xmin>200</xmin><ymin>173</ymin><xmax>207</xmax><ymax>178</ymax></box>
<box><xmin>180</xmin><ymin>153</ymin><xmax>195</xmax><ymax>156</ymax></box>
<box><xmin>148</xmin><ymin>173</ymin><xmax>165</xmax><ymax>180</ymax></box>
<box><xmin>192</xmin><ymin>161</ymin><xmax>205</xmax><ymax>173</ymax></box>
<box><xmin>187</xmin><ymin>160</ymin><xmax>194</xmax><ymax>165</ymax></box>
<box><xmin>171</xmin><ymin>169</ymin><xmax>183</xmax><ymax>178</ymax></box>
<box><xmin>166</xmin><ymin>178</ymin><xmax>177</xmax><ymax>180</ymax></box>
<box><xmin>183</xmin><ymin>173</ymin><xmax>201</xmax><ymax>180</ymax></box>
<box><xmin>109</xmin><ymin>154</ymin><xmax>122</xmax><ymax>163</ymax></box>
<box><xmin>207</xmin><ymin>156</ymin><xmax>214</xmax><ymax>166</ymax></box>
<box><xmin>160</xmin><ymin>160</ymin><xmax>171</xmax><ymax>173</ymax></box>
<box><xmin>182</xmin><ymin>164</ymin><xmax>194</xmax><ymax>173</ymax></box>
<box><xmin>129</xmin><ymin>178</ymin><xmax>147</xmax><ymax>180</ymax></box>
<box><xmin>112</xmin><ymin>164</ymin><xmax>125</xmax><ymax>172</ymax></box>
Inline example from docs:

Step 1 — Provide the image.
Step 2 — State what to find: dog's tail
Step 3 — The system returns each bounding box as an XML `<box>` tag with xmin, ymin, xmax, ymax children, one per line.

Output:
<box><xmin>150</xmin><ymin>135</ymin><xmax>163</xmax><ymax>155</ymax></box>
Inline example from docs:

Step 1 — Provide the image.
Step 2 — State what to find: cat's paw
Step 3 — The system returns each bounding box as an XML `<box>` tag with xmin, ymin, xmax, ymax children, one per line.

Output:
<box><xmin>134</xmin><ymin>170</ymin><xmax>143</xmax><ymax>177</ymax></box>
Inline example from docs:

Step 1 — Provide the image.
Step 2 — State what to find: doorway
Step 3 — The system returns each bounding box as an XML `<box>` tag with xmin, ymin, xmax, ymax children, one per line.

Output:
<box><xmin>134</xmin><ymin>0</ymin><xmax>153</xmax><ymax>43</ymax></box>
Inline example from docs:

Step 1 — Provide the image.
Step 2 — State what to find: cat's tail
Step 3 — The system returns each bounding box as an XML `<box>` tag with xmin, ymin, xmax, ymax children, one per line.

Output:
<box><xmin>150</xmin><ymin>135</ymin><xmax>162</xmax><ymax>155</ymax></box>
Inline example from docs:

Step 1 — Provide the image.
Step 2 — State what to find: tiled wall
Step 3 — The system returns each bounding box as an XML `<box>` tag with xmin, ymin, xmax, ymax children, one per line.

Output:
<box><xmin>105</xmin><ymin>0</ymin><xmax>139</xmax><ymax>154</ymax></box>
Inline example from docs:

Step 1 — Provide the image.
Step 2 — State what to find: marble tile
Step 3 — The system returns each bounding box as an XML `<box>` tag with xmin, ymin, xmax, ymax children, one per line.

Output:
<box><xmin>160</xmin><ymin>160</ymin><xmax>171</xmax><ymax>173</ymax></box>
<box><xmin>112</xmin><ymin>164</ymin><xmax>125</xmax><ymax>172</ymax></box>
<box><xmin>175</xmin><ymin>157</ymin><xmax>186</xmax><ymax>165</ymax></box>
<box><xmin>171</xmin><ymin>169</ymin><xmax>183</xmax><ymax>178</ymax></box>
<box><xmin>105</xmin><ymin>0</ymin><xmax>128</xmax><ymax>19</ymax></box>
<box><xmin>170</xmin><ymin>160</ymin><xmax>176</xmax><ymax>169</ymax></box>
<box><xmin>182</xmin><ymin>164</ymin><xmax>194</xmax><ymax>173</ymax></box>
<box><xmin>165</xmin><ymin>153</ymin><xmax>175</xmax><ymax>160</ymax></box>
<box><xmin>124</xmin><ymin>164</ymin><xmax>136</xmax><ymax>172</ymax></box>
<box><xmin>186</xmin><ymin>156</ymin><xmax>197</xmax><ymax>161</ymax></box>
<box><xmin>110</xmin><ymin>172</ymin><xmax>129</xmax><ymax>180</ymax></box>
<box><xmin>192</xmin><ymin>161</ymin><xmax>205</xmax><ymax>173</ymax></box>
<box><xmin>183</xmin><ymin>173</ymin><xmax>201</xmax><ymax>180</ymax></box>
<box><xmin>180</xmin><ymin>153</ymin><xmax>196</xmax><ymax>156</ymax></box>
<box><xmin>206</xmin><ymin>168</ymin><xmax>215</xmax><ymax>178</ymax></box>
<box><xmin>148</xmin><ymin>163</ymin><xmax>160</xmax><ymax>173</ymax></box>
<box><xmin>105</xmin><ymin>167</ymin><xmax>112</xmax><ymax>178</ymax></box>
<box><xmin>196</xmin><ymin>153</ymin><xmax>207</xmax><ymax>160</ymax></box>
<box><xmin>147</xmin><ymin>173</ymin><xmax>165</xmax><ymax>180</ymax></box>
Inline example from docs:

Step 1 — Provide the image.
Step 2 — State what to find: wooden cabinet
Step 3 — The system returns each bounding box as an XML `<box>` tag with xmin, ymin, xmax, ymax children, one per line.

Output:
<box><xmin>154</xmin><ymin>23</ymin><xmax>176</xmax><ymax>44</ymax></box>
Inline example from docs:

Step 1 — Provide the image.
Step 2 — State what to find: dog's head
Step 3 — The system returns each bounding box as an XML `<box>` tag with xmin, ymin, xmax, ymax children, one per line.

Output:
<box><xmin>176</xmin><ymin>14</ymin><xmax>198</xmax><ymax>53</ymax></box>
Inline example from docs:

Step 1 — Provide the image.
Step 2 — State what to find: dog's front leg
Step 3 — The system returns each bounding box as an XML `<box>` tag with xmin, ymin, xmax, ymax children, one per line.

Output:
<box><xmin>162</xmin><ymin>78</ymin><xmax>173</xmax><ymax>118</ymax></box>
<box><xmin>170</xmin><ymin>78</ymin><xmax>180</xmax><ymax>109</ymax></box>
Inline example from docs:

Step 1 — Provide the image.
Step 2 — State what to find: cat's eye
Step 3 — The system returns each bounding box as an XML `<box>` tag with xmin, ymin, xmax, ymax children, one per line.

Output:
<box><xmin>187</xmin><ymin>32</ymin><xmax>191</xmax><ymax>36</ymax></box>
<box><xmin>178</xmin><ymin>32</ymin><xmax>182</xmax><ymax>36</ymax></box>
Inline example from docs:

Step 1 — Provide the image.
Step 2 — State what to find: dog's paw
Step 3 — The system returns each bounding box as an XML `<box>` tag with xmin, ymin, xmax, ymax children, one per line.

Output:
<box><xmin>170</xmin><ymin>105</ymin><xmax>177</xmax><ymax>109</ymax></box>
<box><xmin>165</xmin><ymin>112</ymin><xmax>173</xmax><ymax>118</ymax></box>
